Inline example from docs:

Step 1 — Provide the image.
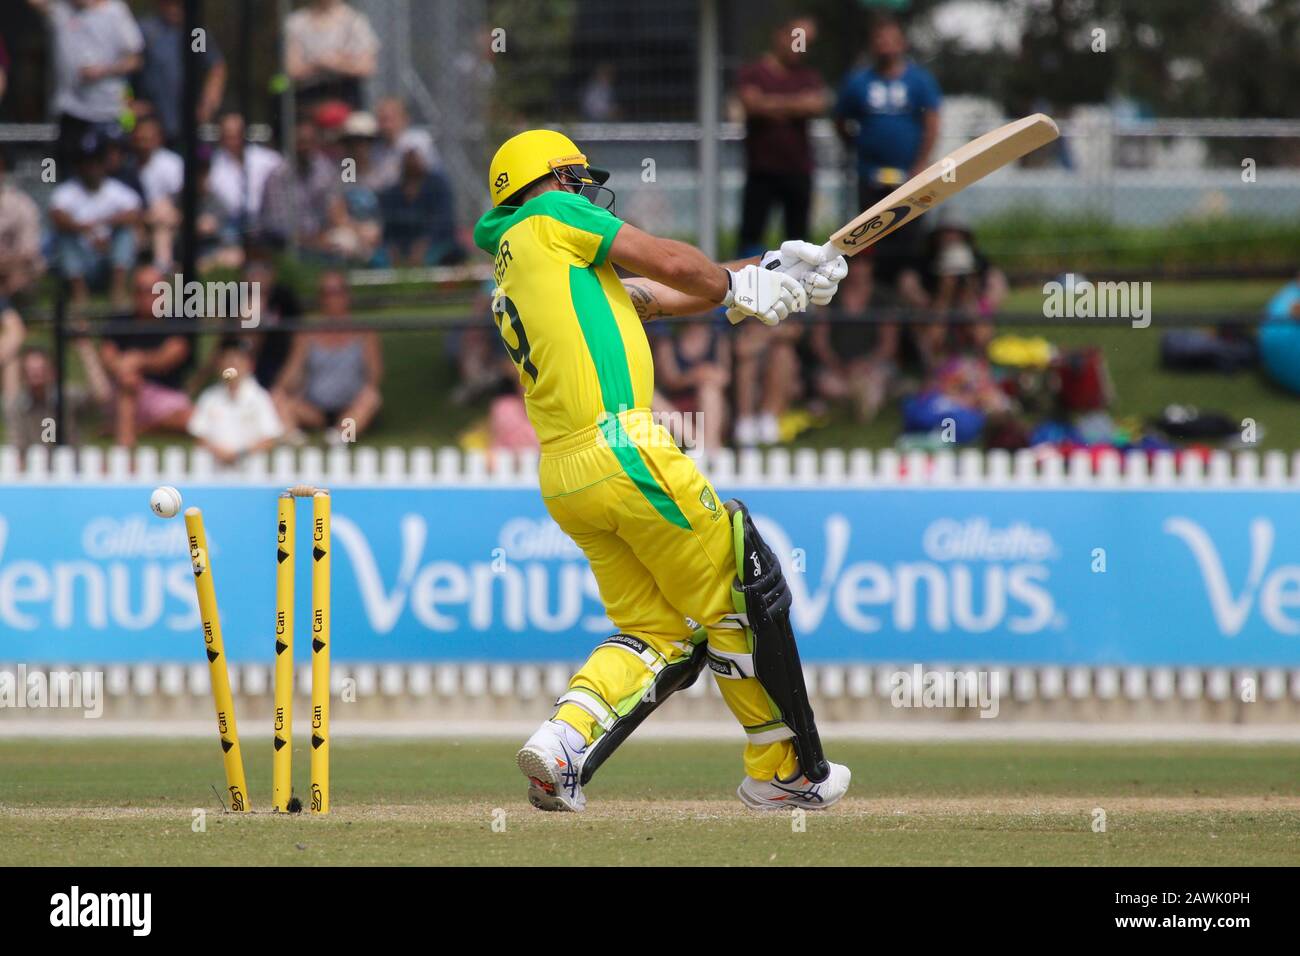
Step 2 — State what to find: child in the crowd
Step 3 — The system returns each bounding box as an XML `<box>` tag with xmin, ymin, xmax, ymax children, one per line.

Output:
<box><xmin>187</xmin><ymin>338</ymin><xmax>285</xmax><ymax>466</ymax></box>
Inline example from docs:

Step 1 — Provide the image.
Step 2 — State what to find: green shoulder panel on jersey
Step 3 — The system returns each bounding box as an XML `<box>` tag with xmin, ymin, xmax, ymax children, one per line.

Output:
<box><xmin>473</xmin><ymin>191</ymin><xmax>622</xmax><ymax>265</ymax></box>
<box><xmin>568</xmin><ymin>265</ymin><xmax>691</xmax><ymax>532</ymax></box>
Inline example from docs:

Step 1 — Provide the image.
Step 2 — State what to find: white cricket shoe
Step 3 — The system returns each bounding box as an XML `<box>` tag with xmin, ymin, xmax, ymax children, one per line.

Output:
<box><xmin>516</xmin><ymin>719</ymin><xmax>587</xmax><ymax>812</ymax></box>
<box><xmin>737</xmin><ymin>761</ymin><xmax>852</xmax><ymax>811</ymax></box>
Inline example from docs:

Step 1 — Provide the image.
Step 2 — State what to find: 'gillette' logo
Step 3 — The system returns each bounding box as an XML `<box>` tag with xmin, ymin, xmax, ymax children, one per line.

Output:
<box><xmin>922</xmin><ymin>519</ymin><xmax>1056</xmax><ymax>562</ymax></box>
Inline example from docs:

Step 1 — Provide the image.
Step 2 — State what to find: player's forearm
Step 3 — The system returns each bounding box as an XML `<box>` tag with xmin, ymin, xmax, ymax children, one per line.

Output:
<box><xmin>622</xmin><ymin>251</ymin><xmax>762</xmax><ymax>320</ymax></box>
<box><xmin>623</xmin><ymin>280</ymin><xmax>713</xmax><ymax>321</ymax></box>
<box><xmin>647</xmin><ymin>239</ymin><xmax>729</xmax><ymax>302</ymax></box>
<box><xmin>609</xmin><ymin>226</ymin><xmax>729</xmax><ymax>304</ymax></box>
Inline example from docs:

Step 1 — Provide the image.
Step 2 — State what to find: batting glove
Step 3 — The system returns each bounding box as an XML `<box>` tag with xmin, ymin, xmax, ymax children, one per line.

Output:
<box><xmin>763</xmin><ymin>239</ymin><xmax>850</xmax><ymax>306</ymax></box>
<box><xmin>723</xmin><ymin>263</ymin><xmax>808</xmax><ymax>326</ymax></box>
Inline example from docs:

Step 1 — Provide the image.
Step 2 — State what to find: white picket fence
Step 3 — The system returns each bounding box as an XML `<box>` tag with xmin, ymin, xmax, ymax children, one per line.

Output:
<box><xmin>3</xmin><ymin>660</ymin><xmax>1299</xmax><ymax>707</ymax></box>
<box><xmin>3</xmin><ymin>442</ymin><xmax>1300</xmax><ymax>488</ymax></box>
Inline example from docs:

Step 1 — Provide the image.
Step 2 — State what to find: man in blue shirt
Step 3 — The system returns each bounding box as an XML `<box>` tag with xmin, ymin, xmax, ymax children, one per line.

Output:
<box><xmin>834</xmin><ymin>17</ymin><xmax>941</xmax><ymax>311</ymax></box>
<box><xmin>135</xmin><ymin>0</ymin><xmax>227</xmax><ymax>146</ymax></box>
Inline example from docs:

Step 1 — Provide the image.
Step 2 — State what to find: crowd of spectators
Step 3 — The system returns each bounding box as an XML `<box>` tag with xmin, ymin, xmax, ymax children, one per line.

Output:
<box><xmin>14</xmin><ymin>0</ymin><xmax>462</xmax><ymax>275</ymax></box>
<box><xmin>3</xmin><ymin>4</ymin><xmax>1269</xmax><ymax>463</ymax></box>
<box><xmin>0</xmin><ymin>4</ymin><xmax>1031</xmax><ymax>459</ymax></box>
<box><xmin>0</xmin><ymin>0</ymin><xmax>465</xmax><ymax>462</ymax></box>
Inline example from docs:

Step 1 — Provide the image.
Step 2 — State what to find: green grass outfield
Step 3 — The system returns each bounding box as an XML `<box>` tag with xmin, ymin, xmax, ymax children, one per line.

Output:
<box><xmin>2</xmin><ymin>738</ymin><xmax>1298</xmax><ymax>866</ymax></box>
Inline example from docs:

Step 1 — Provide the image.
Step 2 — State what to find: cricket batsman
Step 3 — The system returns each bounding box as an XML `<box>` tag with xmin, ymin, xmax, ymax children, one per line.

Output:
<box><xmin>473</xmin><ymin>130</ymin><xmax>852</xmax><ymax>811</ymax></box>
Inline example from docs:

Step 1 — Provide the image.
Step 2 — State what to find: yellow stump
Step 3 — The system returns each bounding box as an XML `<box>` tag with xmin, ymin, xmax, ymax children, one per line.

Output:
<box><xmin>272</xmin><ymin>494</ymin><xmax>295</xmax><ymax>812</ymax></box>
<box><xmin>185</xmin><ymin>507</ymin><xmax>250</xmax><ymax>812</ymax></box>
<box><xmin>310</xmin><ymin>491</ymin><xmax>331</xmax><ymax>814</ymax></box>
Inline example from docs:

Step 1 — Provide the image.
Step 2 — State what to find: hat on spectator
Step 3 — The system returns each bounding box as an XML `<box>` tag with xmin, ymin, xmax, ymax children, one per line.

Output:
<box><xmin>313</xmin><ymin>99</ymin><xmax>353</xmax><ymax>131</ymax></box>
<box><xmin>77</xmin><ymin>131</ymin><xmax>110</xmax><ymax>160</ymax></box>
<box><xmin>341</xmin><ymin>112</ymin><xmax>379</xmax><ymax>139</ymax></box>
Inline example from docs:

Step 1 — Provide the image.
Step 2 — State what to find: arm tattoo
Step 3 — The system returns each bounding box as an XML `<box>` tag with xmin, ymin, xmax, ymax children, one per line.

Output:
<box><xmin>625</xmin><ymin>283</ymin><xmax>670</xmax><ymax>322</ymax></box>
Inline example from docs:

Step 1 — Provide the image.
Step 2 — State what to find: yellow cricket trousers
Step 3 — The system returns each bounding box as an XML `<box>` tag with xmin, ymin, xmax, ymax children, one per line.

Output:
<box><xmin>539</xmin><ymin>409</ymin><xmax>799</xmax><ymax>781</ymax></box>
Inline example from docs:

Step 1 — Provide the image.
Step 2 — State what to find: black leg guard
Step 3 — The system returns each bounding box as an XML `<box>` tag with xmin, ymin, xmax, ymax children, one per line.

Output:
<box><xmin>577</xmin><ymin>633</ymin><xmax>710</xmax><ymax>786</ymax></box>
<box><xmin>726</xmin><ymin>498</ymin><xmax>830</xmax><ymax>783</ymax></box>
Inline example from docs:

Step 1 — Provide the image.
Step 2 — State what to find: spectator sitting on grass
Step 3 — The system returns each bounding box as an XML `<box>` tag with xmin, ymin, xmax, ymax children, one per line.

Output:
<box><xmin>103</xmin><ymin>128</ymin><xmax>146</xmax><ymax>203</ymax></box>
<box><xmin>903</xmin><ymin>219</ymin><xmax>1007</xmax><ymax>364</ymax></box>
<box><xmin>242</xmin><ymin>256</ymin><xmax>300</xmax><ymax>395</ymax></box>
<box><xmin>320</xmin><ymin>193</ymin><xmax>378</xmax><ymax>264</ymax></box>
<box><xmin>49</xmin><ymin>133</ymin><xmax>142</xmax><ymax>309</ymax></box>
<box><xmin>2</xmin><ymin>311</ymin><xmax>112</xmax><ymax>448</ymax></box>
<box><xmin>273</xmin><ymin>271</ymin><xmax>382</xmax><ymax>443</ymax></box>
<box><xmin>0</xmin><ymin>148</ymin><xmax>45</xmax><ymax>304</ymax></box>
<box><xmin>368</xmin><ymin>97</ymin><xmax>439</xmax><ymax>192</ymax></box>
<box><xmin>652</xmin><ymin>319</ymin><xmax>731</xmax><ymax>451</ymax></box>
<box><xmin>129</xmin><ymin>115</ymin><xmax>184</xmax><ymax>268</ymax></box>
<box><xmin>188</xmin><ymin>255</ymin><xmax>299</xmax><ymax>417</ymax></box>
<box><xmin>732</xmin><ymin>320</ymin><xmax>802</xmax><ymax>447</ymax></box>
<box><xmin>323</xmin><ymin>112</ymin><xmax>384</xmax><ymax>264</ymax></box>
<box><xmin>98</xmin><ymin>264</ymin><xmax>193</xmax><ymax>447</ymax></box>
<box><xmin>808</xmin><ymin>270</ymin><xmax>899</xmax><ymax>424</ymax></box>
<box><xmin>452</xmin><ymin>283</ymin><xmax>515</xmax><ymax>406</ymax></box>
<box><xmin>804</xmin><ymin>217</ymin><xmax>901</xmax><ymax>427</ymax></box>
<box><xmin>209</xmin><ymin>112</ymin><xmax>283</xmax><ymax>236</ymax></box>
<box><xmin>193</xmin><ymin>157</ymin><xmax>245</xmax><ymax>272</ymax></box>
<box><xmin>260</xmin><ymin>119</ymin><xmax>340</xmax><ymax>252</ymax></box>
<box><xmin>187</xmin><ymin>339</ymin><xmax>284</xmax><ymax>467</ymax></box>
<box><xmin>380</xmin><ymin>147</ymin><xmax>461</xmax><ymax>267</ymax></box>
<box><xmin>488</xmin><ymin>369</ymin><xmax>538</xmax><ymax>453</ymax></box>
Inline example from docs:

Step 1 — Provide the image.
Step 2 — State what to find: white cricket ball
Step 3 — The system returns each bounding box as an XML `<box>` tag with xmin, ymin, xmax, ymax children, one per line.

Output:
<box><xmin>150</xmin><ymin>485</ymin><xmax>183</xmax><ymax>519</ymax></box>
<box><xmin>222</xmin><ymin>367</ymin><xmax>238</xmax><ymax>381</ymax></box>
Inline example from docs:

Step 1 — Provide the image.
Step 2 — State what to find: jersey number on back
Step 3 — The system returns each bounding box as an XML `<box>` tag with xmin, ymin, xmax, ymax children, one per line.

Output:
<box><xmin>493</xmin><ymin>294</ymin><xmax>538</xmax><ymax>384</ymax></box>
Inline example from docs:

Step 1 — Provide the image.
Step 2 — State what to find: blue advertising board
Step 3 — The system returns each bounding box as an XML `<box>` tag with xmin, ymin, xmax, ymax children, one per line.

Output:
<box><xmin>1</xmin><ymin>483</ymin><xmax>1299</xmax><ymax>666</ymax></box>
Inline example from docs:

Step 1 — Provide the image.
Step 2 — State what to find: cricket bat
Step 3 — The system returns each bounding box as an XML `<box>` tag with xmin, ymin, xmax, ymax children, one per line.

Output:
<box><xmin>729</xmin><ymin>113</ymin><xmax>1059</xmax><ymax>324</ymax></box>
<box><xmin>825</xmin><ymin>112</ymin><xmax>1059</xmax><ymax>257</ymax></box>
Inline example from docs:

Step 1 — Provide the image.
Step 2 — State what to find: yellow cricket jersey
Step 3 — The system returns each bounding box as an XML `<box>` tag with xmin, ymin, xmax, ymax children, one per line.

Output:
<box><xmin>472</xmin><ymin>191</ymin><xmax>654</xmax><ymax>446</ymax></box>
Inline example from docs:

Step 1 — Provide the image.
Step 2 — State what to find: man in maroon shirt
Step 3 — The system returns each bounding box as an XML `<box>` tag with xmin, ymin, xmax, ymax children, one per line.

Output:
<box><xmin>735</xmin><ymin>16</ymin><xmax>829</xmax><ymax>258</ymax></box>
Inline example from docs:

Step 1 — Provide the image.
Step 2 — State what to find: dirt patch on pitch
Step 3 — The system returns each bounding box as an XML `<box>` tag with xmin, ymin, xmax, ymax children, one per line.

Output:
<box><xmin>6</xmin><ymin>795</ymin><xmax>1297</xmax><ymax>825</ymax></box>
<box><xmin>356</xmin><ymin>794</ymin><xmax>1300</xmax><ymax>823</ymax></box>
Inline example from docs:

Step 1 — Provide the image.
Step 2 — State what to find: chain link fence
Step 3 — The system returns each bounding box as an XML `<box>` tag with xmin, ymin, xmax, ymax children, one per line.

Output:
<box><xmin>357</xmin><ymin>0</ymin><xmax>1300</xmax><ymax>270</ymax></box>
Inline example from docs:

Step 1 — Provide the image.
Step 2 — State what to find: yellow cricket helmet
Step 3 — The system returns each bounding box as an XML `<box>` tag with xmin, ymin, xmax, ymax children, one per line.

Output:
<box><xmin>487</xmin><ymin>129</ymin><xmax>613</xmax><ymax>209</ymax></box>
